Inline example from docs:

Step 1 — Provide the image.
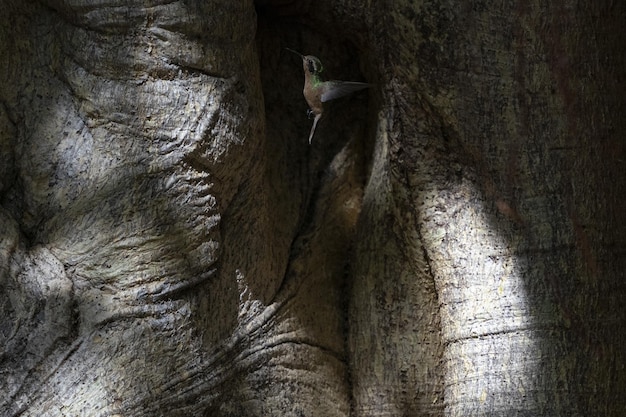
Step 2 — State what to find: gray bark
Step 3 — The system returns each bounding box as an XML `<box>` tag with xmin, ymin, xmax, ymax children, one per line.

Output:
<box><xmin>346</xmin><ymin>1</ymin><xmax>626</xmax><ymax>416</ymax></box>
<box><xmin>1</xmin><ymin>0</ymin><xmax>625</xmax><ymax>416</ymax></box>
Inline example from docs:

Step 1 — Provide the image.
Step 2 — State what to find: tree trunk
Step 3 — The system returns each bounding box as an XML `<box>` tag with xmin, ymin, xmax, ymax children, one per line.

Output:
<box><xmin>1</xmin><ymin>0</ymin><xmax>625</xmax><ymax>416</ymax></box>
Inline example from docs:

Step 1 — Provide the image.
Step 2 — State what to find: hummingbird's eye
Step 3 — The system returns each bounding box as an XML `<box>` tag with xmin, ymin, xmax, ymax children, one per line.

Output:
<box><xmin>307</xmin><ymin>59</ymin><xmax>316</xmax><ymax>73</ymax></box>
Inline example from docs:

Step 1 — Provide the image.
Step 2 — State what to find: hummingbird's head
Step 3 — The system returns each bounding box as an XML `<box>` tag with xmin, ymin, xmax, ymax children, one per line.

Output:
<box><xmin>285</xmin><ymin>48</ymin><xmax>324</xmax><ymax>76</ymax></box>
<box><xmin>304</xmin><ymin>56</ymin><xmax>323</xmax><ymax>75</ymax></box>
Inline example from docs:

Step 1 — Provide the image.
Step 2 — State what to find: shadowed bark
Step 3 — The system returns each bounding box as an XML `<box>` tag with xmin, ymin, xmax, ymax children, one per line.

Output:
<box><xmin>1</xmin><ymin>0</ymin><xmax>625</xmax><ymax>416</ymax></box>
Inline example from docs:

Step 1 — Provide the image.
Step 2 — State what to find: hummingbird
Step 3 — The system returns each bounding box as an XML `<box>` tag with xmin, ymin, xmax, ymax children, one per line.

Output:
<box><xmin>286</xmin><ymin>48</ymin><xmax>370</xmax><ymax>144</ymax></box>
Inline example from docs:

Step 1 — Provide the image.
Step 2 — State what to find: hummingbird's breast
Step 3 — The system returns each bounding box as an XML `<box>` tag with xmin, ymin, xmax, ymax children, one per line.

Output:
<box><xmin>304</xmin><ymin>78</ymin><xmax>324</xmax><ymax>115</ymax></box>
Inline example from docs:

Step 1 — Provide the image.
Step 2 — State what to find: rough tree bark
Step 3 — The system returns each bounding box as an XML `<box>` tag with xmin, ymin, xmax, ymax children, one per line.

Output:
<box><xmin>1</xmin><ymin>0</ymin><xmax>625</xmax><ymax>416</ymax></box>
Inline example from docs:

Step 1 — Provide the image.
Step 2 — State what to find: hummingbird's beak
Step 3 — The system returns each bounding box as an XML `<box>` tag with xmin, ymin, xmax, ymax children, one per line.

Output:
<box><xmin>285</xmin><ymin>48</ymin><xmax>303</xmax><ymax>58</ymax></box>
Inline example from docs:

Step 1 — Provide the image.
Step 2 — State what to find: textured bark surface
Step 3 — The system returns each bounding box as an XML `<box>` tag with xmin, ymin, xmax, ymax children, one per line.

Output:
<box><xmin>343</xmin><ymin>1</ymin><xmax>626</xmax><ymax>416</ymax></box>
<box><xmin>1</xmin><ymin>0</ymin><xmax>625</xmax><ymax>416</ymax></box>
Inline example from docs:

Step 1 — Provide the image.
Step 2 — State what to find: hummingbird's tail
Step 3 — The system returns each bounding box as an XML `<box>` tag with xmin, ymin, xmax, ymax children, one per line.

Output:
<box><xmin>308</xmin><ymin>113</ymin><xmax>322</xmax><ymax>144</ymax></box>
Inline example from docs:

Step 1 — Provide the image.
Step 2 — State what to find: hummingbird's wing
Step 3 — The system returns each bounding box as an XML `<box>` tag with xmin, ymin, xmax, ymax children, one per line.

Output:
<box><xmin>320</xmin><ymin>81</ymin><xmax>370</xmax><ymax>102</ymax></box>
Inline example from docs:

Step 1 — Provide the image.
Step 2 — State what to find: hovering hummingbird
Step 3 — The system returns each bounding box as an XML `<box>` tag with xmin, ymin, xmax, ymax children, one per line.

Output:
<box><xmin>286</xmin><ymin>48</ymin><xmax>370</xmax><ymax>144</ymax></box>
